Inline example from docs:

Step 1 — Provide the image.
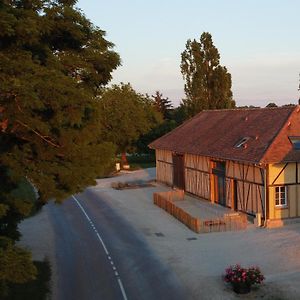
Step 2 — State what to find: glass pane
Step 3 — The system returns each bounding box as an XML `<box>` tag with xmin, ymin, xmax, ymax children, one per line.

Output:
<box><xmin>291</xmin><ymin>139</ymin><xmax>300</xmax><ymax>150</ymax></box>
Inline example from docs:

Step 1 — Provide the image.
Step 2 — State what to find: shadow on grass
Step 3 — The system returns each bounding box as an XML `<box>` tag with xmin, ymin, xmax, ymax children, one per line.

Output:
<box><xmin>5</xmin><ymin>259</ymin><xmax>51</xmax><ymax>300</ymax></box>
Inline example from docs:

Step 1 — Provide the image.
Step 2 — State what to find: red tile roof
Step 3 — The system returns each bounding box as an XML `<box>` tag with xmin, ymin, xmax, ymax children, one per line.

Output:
<box><xmin>149</xmin><ymin>106</ymin><xmax>300</xmax><ymax>164</ymax></box>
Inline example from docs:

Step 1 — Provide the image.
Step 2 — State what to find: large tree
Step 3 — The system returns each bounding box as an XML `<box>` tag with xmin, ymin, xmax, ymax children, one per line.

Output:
<box><xmin>0</xmin><ymin>0</ymin><xmax>120</xmax><ymax>202</ymax></box>
<box><xmin>136</xmin><ymin>91</ymin><xmax>176</xmax><ymax>154</ymax></box>
<box><xmin>0</xmin><ymin>0</ymin><xmax>120</xmax><ymax>292</ymax></box>
<box><xmin>98</xmin><ymin>83</ymin><xmax>162</xmax><ymax>164</ymax></box>
<box><xmin>180</xmin><ymin>32</ymin><xmax>235</xmax><ymax>117</ymax></box>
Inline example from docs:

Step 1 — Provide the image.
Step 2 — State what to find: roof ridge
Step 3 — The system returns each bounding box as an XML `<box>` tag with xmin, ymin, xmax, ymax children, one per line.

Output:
<box><xmin>202</xmin><ymin>106</ymin><xmax>297</xmax><ymax>113</ymax></box>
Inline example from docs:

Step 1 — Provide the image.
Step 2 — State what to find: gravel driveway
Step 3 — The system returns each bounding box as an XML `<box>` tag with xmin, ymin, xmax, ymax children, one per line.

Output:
<box><xmin>19</xmin><ymin>168</ymin><xmax>300</xmax><ymax>299</ymax></box>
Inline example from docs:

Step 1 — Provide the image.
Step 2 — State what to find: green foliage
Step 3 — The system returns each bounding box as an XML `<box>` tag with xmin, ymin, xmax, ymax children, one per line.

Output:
<box><xmin>3</xmin><ymin>259</ymin><xmax>51</xmax><ymax>300</ymax></box>
<box><xmin>0</xmin><ymin>204</ymin><xmax>8</xmax><ymax>219</ymax></box>
<box><xmin>170</xmin><ymin>104</ymin><xmax>188</xmax><ymax>125</ymax></box>
<box><xmin>0</xmin><ymin>237</ymin><xmax>38</xmax><ymax>297</ymax></box>
<box><xmin>127</xmin><ymin>154</ymin><xmax>156</xmax><ymax>170</ymax></box>
<box><xmin>152</xmin><ymin>91</ymin><xmax>173</xmax><ymax>119</ymax></box>
<box><xmin>0</xmin><ymin>240</ymin><xmax>37</xmax><ymax>284</ymax></box>
<box><xmin>99</xmin><ymin>83</ymin><xmax>163</xmax><ymax>153</ymax></box>
<box><xmin>180</xmin><ymin>32</ymin><xmax>235</xmax><ymax>118</ymax></box>
<box><xmin>0</xmin><ymin>0</ymin><xmax>120</xmax><ymax>291</ymax></box>
<box><xmin>0</xmin><ymin>0</ymin><xmax>120</xmax><ymax>202</ymax></box>
<box><xmin>266</xmin><ymin>102</ymin><xmax>278</xmax><ymax>107</ymax></box>
<box><xmin>0</xmin><ymin>168</ymin><xmax>36</xmax><ymax>241</ymax></box>
<box><xmin>136</xmin><ymin>119</ymin><xmax>177</xmax><ymax>154</ymax></box>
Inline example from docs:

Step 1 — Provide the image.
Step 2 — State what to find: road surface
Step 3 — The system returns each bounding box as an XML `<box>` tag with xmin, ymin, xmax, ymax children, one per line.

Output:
<box><xmin>47</xmin><ymin>188</ymin><xmax>189</xmax><ymax>300</ymax></box>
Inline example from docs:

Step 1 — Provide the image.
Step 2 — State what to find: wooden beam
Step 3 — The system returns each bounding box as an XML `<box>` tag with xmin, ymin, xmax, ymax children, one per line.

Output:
<box><xmin>271</xmin><ymin>163</ymin><xmax>288</xmax><ymax>185</ymax></box>
<box><xmin>266</xmin><ymin>166</ymin><xmax>270</xmax><ymax>220</ymax></box>
<box><xmin>185</xmin><ymin>166</ymin><xmax>210</xmax><ymax>174</ymax></box>
<box><xmin>157</xmin><ymin>159</ymin><xmax>173</xmax><ymax>165</ymax></box>
<box><xmin>269</xmin><ymin>183</ymin><xmax>299</xmax><ymax>187</ymax></box>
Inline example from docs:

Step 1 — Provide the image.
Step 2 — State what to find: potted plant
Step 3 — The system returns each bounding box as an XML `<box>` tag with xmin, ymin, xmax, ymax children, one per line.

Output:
<box><xmin>224</xmin><ymin>264</ymin><xmax>265</xmax><ymax>294</ymax></box>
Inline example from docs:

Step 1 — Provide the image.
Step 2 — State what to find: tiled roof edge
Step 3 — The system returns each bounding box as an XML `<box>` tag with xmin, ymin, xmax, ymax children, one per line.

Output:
<box><xmin>201</xmin><ymin>106</ymin><xmax>296</xmax><ymax>113</ymax></box>
<box><xmin>259</xmin><ymin>106</ymin><xmax>297</xmax><ymax>163</ymax></box>
<box><xmin>149</xmin><ymin>110</ymin><xmax>205</xmax><ymax>148</ymax></box>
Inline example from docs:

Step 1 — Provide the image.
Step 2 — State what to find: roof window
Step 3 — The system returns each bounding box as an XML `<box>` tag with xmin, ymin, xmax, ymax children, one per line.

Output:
<box><xmin>289</xmin><ymin>136</ymin><xmax>300</xmax><ymax>150</ymax></box>
<box><xmin>235</xmin><ymin>137</ymin><xmax>250</xmax><ymax>148</ymax></box>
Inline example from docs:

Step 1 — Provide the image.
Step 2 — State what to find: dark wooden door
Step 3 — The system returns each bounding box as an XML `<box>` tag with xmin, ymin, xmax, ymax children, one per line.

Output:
<box><xmin>233</xmin><ymin>180</ymin><xmax>238</xmax><ymax>210</ymax></box>
<box><xmin>212</xmin><ymin>161</ymin><xmax>226</xmax><ymax>206</ymax></box>
<box><xmin>173</xmin><ymin>154</ymin><xmax>185</xmax><ymax>189</ymax></box>
<box><xmin>217</xmin><ymin>175</ymin><xmax>226</xmax><ymax>206</ymax></box>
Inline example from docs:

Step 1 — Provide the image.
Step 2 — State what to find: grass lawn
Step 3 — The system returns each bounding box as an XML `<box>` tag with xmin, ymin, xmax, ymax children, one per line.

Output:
<box><xmin>127</xmin><ymin>154</ymin><xmax>156</xmax><ymax>170</ymax></box>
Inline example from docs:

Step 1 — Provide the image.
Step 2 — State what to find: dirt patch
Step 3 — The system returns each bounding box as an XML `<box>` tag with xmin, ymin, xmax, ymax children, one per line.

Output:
<box><xmin>111</xmin><ymin>180</ymin><xmax>155</xmax><ymax>190</ymax></box>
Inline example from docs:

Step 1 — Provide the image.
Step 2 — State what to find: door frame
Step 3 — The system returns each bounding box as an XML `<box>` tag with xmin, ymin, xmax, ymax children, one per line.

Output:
<box><xmin>211</xmin><ymin>160</ymin><xmax>226</xmax><ymax>206</ymax></box>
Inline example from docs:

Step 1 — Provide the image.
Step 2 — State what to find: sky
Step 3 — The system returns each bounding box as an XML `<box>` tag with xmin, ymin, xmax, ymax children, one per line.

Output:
<box><xmin>77</xmin><ymin>0</ymin><xmax>300</xmax><ymax>107</ymax></box>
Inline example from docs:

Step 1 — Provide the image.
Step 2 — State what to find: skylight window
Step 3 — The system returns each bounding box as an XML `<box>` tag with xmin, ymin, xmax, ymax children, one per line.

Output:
<box><xmin>235</xmin><ymin>137</ymin><xmax>250</xmax><ymax>148</ymax></box>
<box><xmin>289</xmin><ymin>136</ymin><xmax>300</xmax><ymax>150</ymax></box>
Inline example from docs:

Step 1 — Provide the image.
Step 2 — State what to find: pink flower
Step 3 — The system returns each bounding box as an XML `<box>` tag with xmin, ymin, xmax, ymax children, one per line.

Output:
<box><xmin>223</xmin><ymin>264</ymin><xmax>265</xmax><ymax>286</ymax></box>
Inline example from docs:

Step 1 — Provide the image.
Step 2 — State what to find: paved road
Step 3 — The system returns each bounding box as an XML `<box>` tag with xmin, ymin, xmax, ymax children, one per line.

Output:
<box><xmin>47</xmin><ymin>188</ymin><xmax>189</xmax><ymax>300</ymax></box>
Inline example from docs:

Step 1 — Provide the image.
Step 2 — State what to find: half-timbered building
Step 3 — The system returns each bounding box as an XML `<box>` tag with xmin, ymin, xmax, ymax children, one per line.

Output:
<box><xmin>149</xmin><ymin>106</ymin><xmax>300</xmax><ymax>227</ymax></box>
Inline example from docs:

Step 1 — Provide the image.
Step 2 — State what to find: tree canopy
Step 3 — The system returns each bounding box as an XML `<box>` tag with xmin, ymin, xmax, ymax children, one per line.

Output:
<box><xmin>0</xmin><ymin>0</ymin><xmax>120</xmax><ymax>202</ymax></box>
<box><xmin>98</xmin><ymin>83</ymin><xmax>162</xmax><ymax>158</ymax></box>
<box><xmin>180</xmin><ymin>32</ymin><xmax>235</xmax><ymax>118</ymax></box>
<box><xmin>0</xmin><ymin>0</ymin><xmax>120</xmax><ymax>292</ymax></box>
<box><xmin>152</xmin><ymin>91</ymin><xmax>173</xmax><ymax>119</ymax></box>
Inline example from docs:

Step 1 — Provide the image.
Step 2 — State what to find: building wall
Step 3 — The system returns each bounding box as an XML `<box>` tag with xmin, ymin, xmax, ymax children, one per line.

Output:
<box><xmin>184</xmin><ymin>154</ymin><xmax>210</xmax><ymax>200</ymax></box>
<box><xmin>268</xmin><ymin>163</ymin><xmax>300</xmax><ymax>220</ymax></box>
<box><xmin>156</xmin><ymin>149</ymin><xmax>173</xmax><ymax>185</ymax></box>
<box><xmin>155</xmin><ymin>150</ymin><xmax>265</xmax><ymax>216</ymax></box>
<box><xmin>185</xmin><ymin>156</ymin><xmax>265</xmax><ymax>215</ymax></box>
<box><xmin>226</xmin><ymin>161</ymin><xmax>264</xmax><ymax>216</ymax></box>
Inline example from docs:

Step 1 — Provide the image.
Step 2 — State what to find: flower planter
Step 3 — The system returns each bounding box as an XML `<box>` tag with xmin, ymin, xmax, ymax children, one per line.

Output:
<box><xmin>232</xmin><ymin>282</ymin><xmax>251</xmax><ymax>294</ymax></box>
<box><xmin>224</xmin><ymin>264</ymin><xmax>264</xmax><ymax>295</ymax></box>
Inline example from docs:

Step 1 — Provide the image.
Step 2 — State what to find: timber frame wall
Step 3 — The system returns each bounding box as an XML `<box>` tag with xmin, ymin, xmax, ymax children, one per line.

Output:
<box><xmin>225</xmin><ymin>160</ymin><xmax>264</xmax><ymax>216</ymax></box>
<box><xmin>156</xmin><ymin>149</ymin><xmax>265</xmax><ymax>217</ymax></box>
<box><xmin>156</xmin><ymin>149</ymin><xmax>173</xmax><ymax>186</ymax></box>
<box><xmin>268</xmin><ymin>162</ymin><xmax>300</xmax><ymax>220</ymax></box>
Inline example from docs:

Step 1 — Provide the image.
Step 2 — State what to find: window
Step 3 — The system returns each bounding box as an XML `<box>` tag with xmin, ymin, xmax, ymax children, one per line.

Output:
<box><xmin>275</xmin><ymin>186</ymin><xmax>287</xmax><ymax>207</ymax></box>
<box><xmin>234</xmin><ymin>137</ymin><xmax>250</xmax><ymax>148</ymax></box>
<box><xmin>289</xmin><ymin>136</ymin><xmax>300</xmax><ymax>150</ymax></box>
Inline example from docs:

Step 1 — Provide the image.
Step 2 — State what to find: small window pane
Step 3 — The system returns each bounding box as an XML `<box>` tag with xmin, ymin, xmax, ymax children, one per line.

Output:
<box><xmin>235</xmin><ymin>137</ymin><xmax>250</xmax><ymax>148</ymax></box>
<box><xmin>289</xmin><ymin>137</ymin><xmax>300</xmax><ymax>150</ymax></box>
<box><xmin>275</xmin><ymin>186</ymin><xmax>287</xmax><ymax>207</ymax></box>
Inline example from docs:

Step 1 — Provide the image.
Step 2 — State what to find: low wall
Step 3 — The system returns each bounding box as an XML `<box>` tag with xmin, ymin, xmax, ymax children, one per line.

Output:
<box><xmin>153</xmin><ymin>190</ymin><xmax>200</xmax><ymax>233</ymax></box>
<box><xmin>153</xmin><ymin>191</ymin><xmax>247</xmax><ymax>233</ymax></box>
